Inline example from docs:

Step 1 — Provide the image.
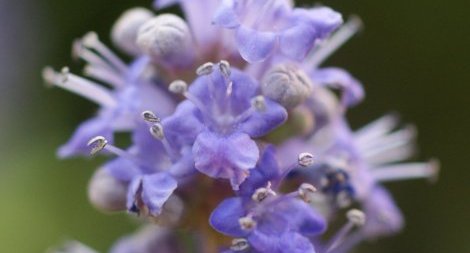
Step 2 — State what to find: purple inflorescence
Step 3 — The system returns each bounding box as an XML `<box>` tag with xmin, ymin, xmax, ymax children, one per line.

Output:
<box><xmin>44</xmin><ymin>1</ymin><xmax>439</xmax><ymax>253</ymax></box>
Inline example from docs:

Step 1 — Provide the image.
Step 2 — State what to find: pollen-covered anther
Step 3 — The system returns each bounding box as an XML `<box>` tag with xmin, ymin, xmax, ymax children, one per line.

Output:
<box><xmin>347</xmin><ymin>209</ymin><xmax>366</xmax><ymax>226</ymax></box>
<box><xmin>150</xmin><ymin>123</ymin><xmax>165</xmax><ymax>140</ymax></box>
<box><xmin>239</xmin><ymin>216</ymin><xmax>256</xmax><ymax>231</ymax></box>
<box><xmin>252</xmin><ymin>185</ymin><xmax>276</xmax><ymax>202</ymax></box>
<box><xmin>298</xmin><ymin>152</ymin><xmax>314</xmax><ymax>167</ymax></box>
<box><xmin>141</xmin><ymin>110</ymin><xmax>160</xmax><ymax>123</ymax></box>
<box><xmin>196</xmin><ymin>62</ymin><xmax>214</xmax><ymax>76</ymax></box>
<box><xmin>87</xmin><ymin>136</ymin><xmax>108</xmax><ymax>156</ymax></box>
<box><xmin>230</xmin><ymin>238</ymin><xmax>249</xmax><ymax>251</ymax></box>
<box><xmin>168</xmin><ymin>80</ymin><xmax>188</xmax><ymax>94</ymax></box>
<box><xmin>261</xmin><ymin>65</ymin><xmax>312</xmax><ymax>109</ymax></box>
<box><xmin>219</xmin><ymin>60</ymin><xmax>232</xmax><ymax>78</ymax></box>
<box><xmin>251</xmin><ymin>95</ymin><xmax>266</xmax><ymax>111</ymax></box>
<box><xmin>298</xmin><ymin>183</ymin><xmax>317</xmax><ymax>203</ymax></box>
<box><xmin>111</xmin><ymin>7</ymin><xmax>154</xmax><ymax>55</ymax></box>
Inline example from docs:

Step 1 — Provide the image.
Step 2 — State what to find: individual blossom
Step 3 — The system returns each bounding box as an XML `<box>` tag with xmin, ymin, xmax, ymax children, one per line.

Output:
<box><xmin>87</xmin><ymin>120</ymin><xmax>192</xmax><ymax>219</ymax></box>
<box><xmin>212</xmin><ymin>0</ymin><xmax>343</xmax><ymax>62</ymax></box>
<box><xmin>210</xmin><ymin>148</ymin><xmax>326</xmax><ymax>253</ymax></box>
<box><xmin>43</xmin><ymin>30</ymin><xmax>174</xmax><ymax>158</ymax></box>
<box><xmin>163</xmin><ymin>61</ymin><xmax>287</xmax><ymax>189</ymax></box>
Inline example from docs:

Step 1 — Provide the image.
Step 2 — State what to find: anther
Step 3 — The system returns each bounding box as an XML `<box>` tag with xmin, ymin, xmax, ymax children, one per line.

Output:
<box><xmin>141</xmin><ymin>110</ymin><xmax>160</xmax><ymax>123</ymax></box>
<box><xmin>196</xmin><ymin>62</ymin><xmax>214</xmax><ymax>76</ymax></box>
<box><xmin>168</xmin><ymin>80</ymin><xmax>188</xmax><ymax>94</ymax></box>
<box><xmin>150</xmin><ymin>123</ymin><xmax>165</xmax><ymax>140</ymax></box>
<box><xmin>230</xmin><ymin>238</ymin><xmax>249</xmax><ymax>251</ymax></box>
<box><xmin>87</xmin><ymin>136</ymin><xmax>108</xmax><ymax>156</ymax></box>
<box><xmin>219</xmin><ymin>60</ymin><xmax>231</xmax><ymax>77</ymax></box>
<box><xmin>347</xmin><ymin>209</ymin><xmax>366</xmax><ymax>226</ymax></box>
<box><xmin>298</xmin><ymin>152</ymin><xmax>314</xmax><ymax>167</ymax></box>
<box><xmin>239</xmin><ymin>216</ymin><xmax>256</xmax><ymax>231</ymax></box>
<box><xmin>298</xmin><ymin>183</ymin><xmax>317</xmax><ymax>203</ymax></box>
<box><xmin>252</xmin><ymin>183</ymin><xmax>276</xmax><ymax>202</ymax></box>
<box><xmin>251</xmin><ymin>96</ymin><xmax>266</xmax><ymax>111</ymax></box>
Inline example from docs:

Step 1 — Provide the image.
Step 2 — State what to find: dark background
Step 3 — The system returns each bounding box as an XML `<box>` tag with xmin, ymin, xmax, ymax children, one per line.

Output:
<box><xmin>0</xmin><ymin>0</ymin><xmax>468</xmax><ymax>252</ymax></box>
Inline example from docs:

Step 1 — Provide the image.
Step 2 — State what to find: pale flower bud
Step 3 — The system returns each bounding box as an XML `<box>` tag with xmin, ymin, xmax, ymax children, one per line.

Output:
<box><xmin>88</xmin><ymin>168</ymin><xmax>127</xmax><ymax>212</ymax></box>
<box><xmin>262</xmin><ymin>65</ymin><xmax>313</xmax><ymax>109</ymax></box>
<box><xmin>137</xmin><ymin>14</ymin><xmax>194</xmax><ymax>67</ymax></box>
<box><xmin>111</xmin><ymin>7</ymin><xmax>154</xmax><ymax>56</ymax></box>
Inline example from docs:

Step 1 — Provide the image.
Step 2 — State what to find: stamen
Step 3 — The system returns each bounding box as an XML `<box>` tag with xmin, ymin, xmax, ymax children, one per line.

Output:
<box><xmin>354</xmin><ymin>114</ymin><xmax>399</xmax><ymax>146</ymax></box>
<box><xmin>251</xmin><ymin>96</ymin><xmax>266</xmax><ymax>111</ymax></box>
<box><xmin>87</xmin><ymin>136</ymin><xmax>108</xmax><ymax>156</ymax></box>
<box><xmin>141</xmin><ymin>110</ymin><xmax>160</xmax><ymax>123</ymax></box>
<box><xmin>325</xmin><ymin>209</ymin><xmax>366</xmax><ymax>253</ymax></box>
<box><xmin>148</xmin><ymin>123</ymin><xmax>179</xmax><ymax>160</ymax></box>
<box><xmin>298</xmin><ymin>183</ymin><xmax>317</xmax><ymax>203</ymax></box>
<box><xmin>219</xmin><ymin>60</ymin><xmax>232</xmax><ymax>78</ymax></box>
<box><xmin>72</xmin><ymin>40</ymin><xmax>114</xmax><ymax>72</ymax></box>
<box><xmin>252</xmin><ymin>182</ymin><xmax>276</xmax><ymax>202</ymax></box>
<box><xmin>306</xmin><ymin>16</ymin><xmax>364</xmax><ymax>68</ymax></box>
<box><xmin>371</xmin><ymin>160</ymin><xmax>440</xmax><ymax>183</ymax></box>
<box><xmin>81</xmin><ymin>32</ymin><xmax>128</xmax><ymax>73</ymax></box>
<box><xmin>83</xmin><ymin>65</ymin><xmax>125</xmax><ymax>88</ymax></box>
<box><xmin>196</xmin><ymin>62</ymin><xmax>214</xmax><ymax>76</ymax></box>
<box><xmin>298</xmin><ymin>152</ymin><xmax>314</xmax><ymax>167</ymax></box>
<box><xmin>230</xmin><ymin>238</ymin><xmax>249</xmax><ymax>251</ymax></box>
<box><xmin>42</xmin><ymin>66</ymin><xmax>117</xmax><ymax>107</ymax></box>
<box><xmin>150</xmin><ymin>123</ymin><xmax>165</xmax><ymax>140</ymax></box>
<box><xmin>239</xmin><ymin>216</ymin><xmax>256</xmax><ymax>231</ymax></box>
<box><xmin>168</xmin><ymin>80</ymin><xmax>188</xmax><ymax>94</ymax></box>
<box><xmin>346</xmin><ymin>209</ymin><xmax>366</xmax><ymax>226</ymax></box>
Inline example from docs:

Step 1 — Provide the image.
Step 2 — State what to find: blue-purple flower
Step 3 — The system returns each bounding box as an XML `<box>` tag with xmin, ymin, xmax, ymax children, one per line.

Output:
<box><xmin>163</xmin><ymin>61</ymin><xmax>287</xmax><ymax>189</ymax></box>
<box><xmin>213</xmin><ymin>0</ymin><xmax>343</xmax><ymax>62</ymax></box>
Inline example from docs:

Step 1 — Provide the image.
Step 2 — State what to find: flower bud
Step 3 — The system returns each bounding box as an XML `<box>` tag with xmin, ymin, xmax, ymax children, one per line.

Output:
<box><xmin>88</xmin><ymin>168</ymin><xmax>127</xmax><ymax>212</ymax></box>
<box><xmin>137</xmin><ymin>14</ymin><xmax>194</xmax><ymax>67</ymax></box>
<box><xmin>111</xmin><ymin>7</ymin><xmax>154</xmax><ymax>56</ymax></box>
<box><xmin>261</xmin><ymin>65</ymin><xmax>313</xmax><ymax>109</ymax></box>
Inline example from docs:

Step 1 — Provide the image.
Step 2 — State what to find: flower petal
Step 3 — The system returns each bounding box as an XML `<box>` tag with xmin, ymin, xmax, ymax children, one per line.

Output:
<box><xmin>236</xmin><ymin>26</ymin><xmax>277</xmax><ymax>62</ymax></box>
<box><xmin>279</xmin><ymin>233</ymin><xmax>316</xmax><ymax>253</ymax></box>
<box><xmin>209</xmin><ymin>197</ymin><xmax>249</xmax><ymax>237</ymax></box>
<box><xmin>103</xmin><ymin>157</ymin><xmax>141</xmax><ymax>182</ymax></box>
<box><xmin>362</xmin><ymin>186</ymin><xmax>404</xmax><ymax>238</ymax></box>
<box><xmin>280</xmin><ymin>24</ymin><xmax>318</xmax><ymax>60</ymax></box>
<box><xmin>127</xmin><ymin>173</ymin><xmax>177</xmax><ymax>216</ymax></box>
<box><xmin>241</xmin><ymin>98</ymin><xmax>287</xmax><ymax>138</ymax></box>
<box><xmin>293</xmin><ymin>7</ymin><xmax>343</xmax><ymax>38</ymax></box>
<box><xmin>238</xmin><ymin>145</ymin><xmax>281</xmax><ymax>196</ymax></box>
<box><xmin>311</xmin><ymin>67</ymin><xmax>364</xmax><ymax>107</ymax></box>
<box><xmin>162</xmin><ymin>100</ymin><xmax>205</xmax><ymax>150</ymax></box>
<box><xmin>212</xmin><ymin>0</ymin><xmax>240</xmax><ymax>28</ymax></box>
<box><xmin>193</xmin><ymin>131</ymin><xmax>259</xmax><ymax>189</ymax></box>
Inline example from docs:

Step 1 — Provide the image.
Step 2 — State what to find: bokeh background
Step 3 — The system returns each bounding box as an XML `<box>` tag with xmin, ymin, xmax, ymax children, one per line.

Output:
<box><xmin>0</xmin><ymin>0</ymin><xmax>469</xmax><ymax>252</ymax></box>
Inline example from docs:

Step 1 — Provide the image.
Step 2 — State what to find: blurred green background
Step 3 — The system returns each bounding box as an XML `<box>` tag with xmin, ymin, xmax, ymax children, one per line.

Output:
<box><xmin>0</xmin><ymin>0</ymin><xmax>468</xmax><ymax>252</ymax></box>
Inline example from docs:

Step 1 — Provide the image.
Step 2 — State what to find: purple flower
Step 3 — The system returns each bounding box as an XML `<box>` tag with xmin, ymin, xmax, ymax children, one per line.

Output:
<box><xmin>210</xmin><ymin>194</ymin><xmax>325</xmax><ymax>253</ymax></box>
<box><xmin>88</xmin><ymin>122</ymin><xmax>195</xmax><ymax>217</ymax></box>
<box><xmin>43</xmin><ymin>33</ymin><xmax>174</xmax><ymax>158</ymax></box>
<box><xmin>163</xmin><ymin>61</ymin><xmax>287</xmax><ymax>189</ymax></box>
<box><xmin>213</xmin><ymin>0</ymin><xmax>343</xmax><ymax>62</ymax></box>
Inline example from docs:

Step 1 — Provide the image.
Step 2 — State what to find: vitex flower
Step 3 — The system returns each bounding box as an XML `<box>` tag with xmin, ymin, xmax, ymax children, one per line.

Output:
<box><xmin>163</xmin><ymin>61</ymin><xmax>287</xmax><ymax>189</ymax></box>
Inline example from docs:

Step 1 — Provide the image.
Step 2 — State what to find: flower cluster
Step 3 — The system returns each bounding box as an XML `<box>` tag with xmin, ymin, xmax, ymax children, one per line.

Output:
<box><xmin>44</xmin><ymin>1</ymin><xmax>438</xmax><ymax>253</ymax></box>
